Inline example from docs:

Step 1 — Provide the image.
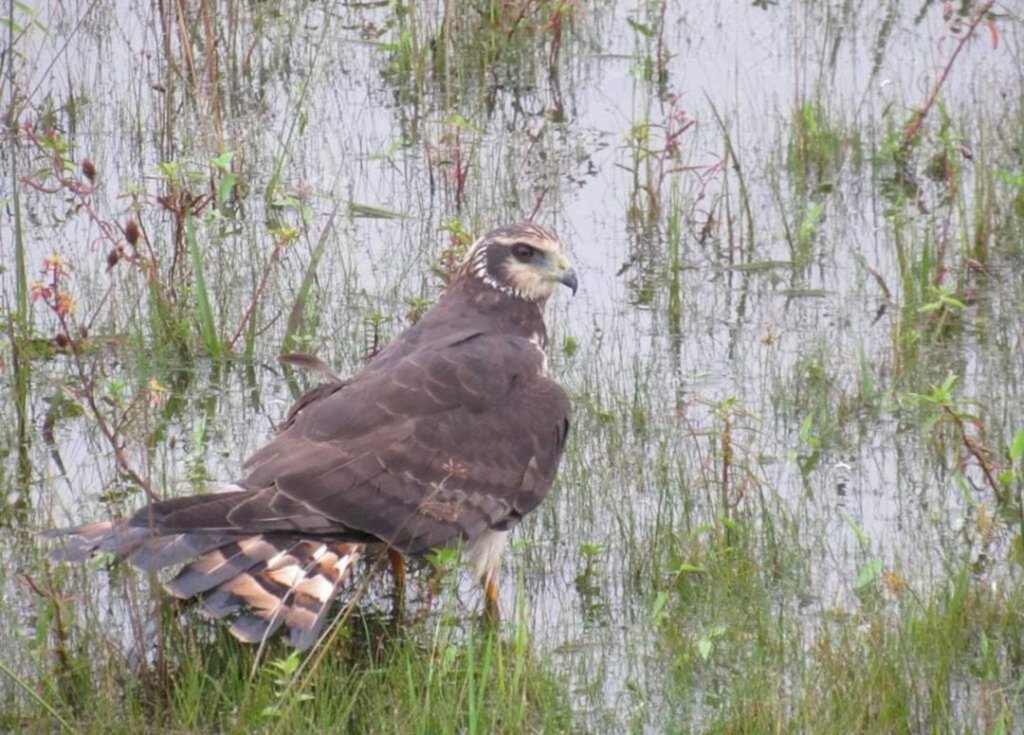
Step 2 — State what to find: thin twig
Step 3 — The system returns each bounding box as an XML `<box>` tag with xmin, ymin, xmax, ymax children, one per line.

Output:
<box><xmin>56</xmin><ymin>308</ymin><xmax>158</xmax><ymax>501</ymax></box>
<box><xmin>20</xmin><ymin>124</ymin><xmax>158</xmax><ymax>500</ymax></box>
<box><xmin>227</xmin><ymin>243</ymin><xmax>283</xmax><ymax>351</ymax></box>
<box><xmin>901</xmin><ymin>1</ymin><xmax>997</xmax><ymax>153</ymax></box>
<box><xmin>944</xmin><ymin>405</ymin><xmax>1005</xmax><ymax>505</ymax></box>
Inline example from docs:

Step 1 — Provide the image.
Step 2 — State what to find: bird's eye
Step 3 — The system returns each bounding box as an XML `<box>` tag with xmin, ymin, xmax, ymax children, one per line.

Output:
<box><xmin>512</xmin><ymin>243</ymin><xmax>536</xmax><ymax>261</ymax></box>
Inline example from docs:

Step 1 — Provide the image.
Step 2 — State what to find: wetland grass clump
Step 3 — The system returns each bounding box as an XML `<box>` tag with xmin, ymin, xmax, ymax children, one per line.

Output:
<box><xmin>652</xmin><ymin>506</ymin><xmax>808</xmax><ymax>725</ymax></box>
<box><xmin>794</xmin><ymin>567</ymin><xmax>1024</xmax><ymax>734</ymax></box>
<box><xmin>10</xmin><ymin>569</ymin><xmax>573</xmax><ymax>734</ymax></box>
<box><xmin>780</xmin><ymin>100</ymin><xmax>852</xmax><ymax>269</ymax></box>
<box><xmin>868</xmin><ymin>4</ymin><xmax>1006</xmax><ymax>383</ymax></box>
<box><xmin>380</xmin><ymin>0</ymin><xmax>579</xmax><ymax>116</ymax></box>
<box><xmin>13</xmin><ymin>125</ymin><xmax>263</xmax><ymax>362</ymax></box>
<box><xmin>655</xmin><ymin>511</ymin><xmax>1024</xmax><ymax>733</ymax></box>
<box><xmin>788</xmin><ymin>100</ymin><xmax>849</xmax><ymax>196</ymax></box>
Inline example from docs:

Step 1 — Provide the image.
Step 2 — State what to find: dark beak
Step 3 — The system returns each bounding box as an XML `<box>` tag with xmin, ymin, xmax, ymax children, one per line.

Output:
<box><xmin>559</xmin><ymin>268</ymin><xmax>578</xmax><ymax>295</ymax></box>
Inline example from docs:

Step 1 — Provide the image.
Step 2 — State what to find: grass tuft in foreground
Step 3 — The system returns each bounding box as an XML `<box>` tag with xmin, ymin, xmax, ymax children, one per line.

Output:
<box><xmin>6</xmin><ymin>587</ymin><xmax>573</xmax><ymax>734</ymax></box>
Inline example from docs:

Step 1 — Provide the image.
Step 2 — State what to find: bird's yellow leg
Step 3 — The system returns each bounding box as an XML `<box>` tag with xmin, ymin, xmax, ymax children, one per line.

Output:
<box><xmin>484</xmin><ymin>575</ymin><xmax>500</xmax><ymax>622</ymax></box>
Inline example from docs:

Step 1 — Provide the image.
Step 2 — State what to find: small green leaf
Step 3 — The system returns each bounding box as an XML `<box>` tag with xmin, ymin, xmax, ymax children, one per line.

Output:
<box><xmin>209</xmin><ymin>151</ymin><xmax>234</xmax><ymax>170</ymax></box>
<box><xmin>158</xmin><ymin>160</ymin><xmax>180</xmax><ymax>180</ymax></box>
<box><xmin>697</xmin><ymin>638</ymin><xmax>712</xmax><ymax>660</ymax></box>
<box><xmin>1009</xmin><ymin>429</ymin><xmax>1024</xmax><ymax>462</ymax></box>
<box><xmin>798</xmin><ymin>201</ymin><xmax>825</xmax><ymax>235</ymax></box>
<box><xmin>626</xmin><ymin>18</ymin><xmax>654</xmax><ymax>37</ymax></box>
<box><xmin>854</xmin><ymin>559</ymin><xmax>883</xmax><ymax>590</ymax></box>
<box><xmin>217</xmin><ymin>172</ymin><xmax>236</xmax><ymax>205</ymax></box>
<box><xmin>651</xmin><ymin>591</ymin><xmax>669</xmax><ymax>623</ymax></box>
<box><xmin>995</xmin><ymin>168</ymin><xmax>1024</xmax><ymax>187</ymax></box>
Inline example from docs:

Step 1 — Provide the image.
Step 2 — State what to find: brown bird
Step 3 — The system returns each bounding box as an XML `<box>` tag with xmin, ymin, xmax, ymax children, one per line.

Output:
<box><xmin>46</xmin><ymin>222</ymin><xmax>576</xmax><ymax>649</ymax></box>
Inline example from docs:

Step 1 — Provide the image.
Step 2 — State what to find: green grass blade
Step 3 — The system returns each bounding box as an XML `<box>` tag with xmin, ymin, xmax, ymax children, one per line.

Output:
<box><xmin>281</xmin><ymin>200</ymin><xmax>341</xmax><ymax>355</ymax></box>
<box><xmin>185</xmin><ymin>214</ymin><xmax>221</xmax><ymax>358</ymax></box>
<box><xmin>0</xmin><ymin>658</ymin><xmax>77</xmax><ymax>733</ymax></box>
<box><xmin>348</xmin><ymin>201</ymin><xmax>409</xmax><ymax>219</ymax></box>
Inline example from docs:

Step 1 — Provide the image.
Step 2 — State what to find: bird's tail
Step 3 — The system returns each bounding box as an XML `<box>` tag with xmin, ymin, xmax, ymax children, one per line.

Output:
<box><xmin>46</xmin><ymin>522</ymin><xmax>362</xmax><ymax>649</ymax></box>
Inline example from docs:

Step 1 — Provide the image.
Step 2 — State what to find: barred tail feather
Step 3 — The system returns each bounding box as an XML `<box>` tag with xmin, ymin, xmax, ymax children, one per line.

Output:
<box><xmin>187</xmin><ymin>539</ymin><xmax>362</xmax><ymax>648</ymax></box>
<box><xmin>45</xmin><ymin>521</ymin><xmax>234</xmax><ymax>572</ymax></box>
<box><xmin>47</xmin><ymin>522</ymin><xmax>363</xmax><ymax>649</ymax></box>
<box><xmin>168</xmin><ymin>536</ymin><xmax>284</xmax><ymax>599</ymax></box>
<box><xmin>44</xmin><ymin>520</ymin><xmax>149</xmax><ymax>562</ymax></box>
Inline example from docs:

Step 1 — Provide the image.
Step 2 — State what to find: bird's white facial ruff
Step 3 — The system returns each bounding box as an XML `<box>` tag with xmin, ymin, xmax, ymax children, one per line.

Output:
<box><xmin>501</xmin><ymin>255</ymin><xmax>570</xmax><ymax>301</ymax></box>
<box><xmin>464</xmin><ymin>223</ymin><xmax>576</xmax><ymax>302</ymax></box>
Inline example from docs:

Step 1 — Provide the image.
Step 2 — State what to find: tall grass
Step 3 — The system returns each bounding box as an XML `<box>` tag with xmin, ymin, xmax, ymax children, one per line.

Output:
<box><xmin>4</xmin><ymin>572</ymin><xmax>572</xmax><ymax>734</ymax></box>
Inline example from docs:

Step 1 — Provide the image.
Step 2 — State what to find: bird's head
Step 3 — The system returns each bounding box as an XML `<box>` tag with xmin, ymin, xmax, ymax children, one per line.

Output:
<box><xmin>461</xmin><ymin>222</ymin><xmax>577</xmax><ymax>303</ymax></box>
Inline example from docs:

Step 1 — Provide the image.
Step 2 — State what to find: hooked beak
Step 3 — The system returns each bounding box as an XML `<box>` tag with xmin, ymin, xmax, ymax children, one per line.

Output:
<box><xmin>558</xmin><ymin>268</ymin><xmax>578</xmax><ymax>295</ymax></box>
<box><xmin>553</xmin><ymin>254</ymin><xmax>578</xmax><ymax>295</ymax></box>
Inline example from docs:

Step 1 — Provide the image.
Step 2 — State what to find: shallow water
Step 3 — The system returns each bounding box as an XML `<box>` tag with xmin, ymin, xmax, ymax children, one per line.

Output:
<box><xmin>2</xmin><ymin>1</ymin><xmax>1022</xmax><ymax>730</ymax></box>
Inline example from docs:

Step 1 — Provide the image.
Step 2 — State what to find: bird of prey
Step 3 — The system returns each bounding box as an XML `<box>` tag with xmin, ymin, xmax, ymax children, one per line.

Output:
<box><xmin>47</xmin><ymin>222</ymin><xmax>576</xmax><ymax>649</ymax></box>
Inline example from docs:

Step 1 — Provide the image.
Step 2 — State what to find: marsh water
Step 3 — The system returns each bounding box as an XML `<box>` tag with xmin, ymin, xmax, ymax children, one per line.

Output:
<box><xmin>3</xmin><ymin>1</ymin><xmax>1023</xmax><ymax>731</ymax></box>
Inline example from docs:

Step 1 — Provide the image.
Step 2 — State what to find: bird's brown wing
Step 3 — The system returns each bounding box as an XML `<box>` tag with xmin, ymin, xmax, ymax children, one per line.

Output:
<box><xmin>46</xmin><ymin>331</ymin><xmax>569</xmax><ymax>647</ymax></box>
<box><xmin>139</xmin><ymin>331</ymin><xmax>570</xmax><ymax>555</ymax></box>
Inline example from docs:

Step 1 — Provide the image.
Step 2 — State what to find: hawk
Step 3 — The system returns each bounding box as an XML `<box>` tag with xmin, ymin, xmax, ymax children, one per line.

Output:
<box><xmin>47</xmin><ymin>222</ymin><xmax>576</xmax><ymax>649</ymax></box>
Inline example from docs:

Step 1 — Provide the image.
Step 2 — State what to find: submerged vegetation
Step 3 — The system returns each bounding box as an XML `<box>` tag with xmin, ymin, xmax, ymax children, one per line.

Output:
<box><xmin>2</xmin><ymin>0</ymin><xmax>1023</xmax><ymax>732</ymax></box>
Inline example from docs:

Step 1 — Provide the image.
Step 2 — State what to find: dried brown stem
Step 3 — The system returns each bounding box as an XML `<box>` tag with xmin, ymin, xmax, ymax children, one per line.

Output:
<box><xmin>55</xmin><ymin>308</ymin><xmax>158</xmax><ymax>502</ymax></box>
<box><xmin>901</xmin><ymin>1</ymin><xmax>997</xmax><ymax>153</ymax></box>
<box><xmin>227</xmin><ymin>243</ymin><xmax>283</xmax><ymax>351</ymax></box>
<box><xmin>20</xmin><ymin>124</ymin><xmax>159</xmax><ymax>501</ymax></box>
<box><xmin>943</xmin><ymin>405</ymin><xmax>1004</xmax><ymax>504</ymax></box>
